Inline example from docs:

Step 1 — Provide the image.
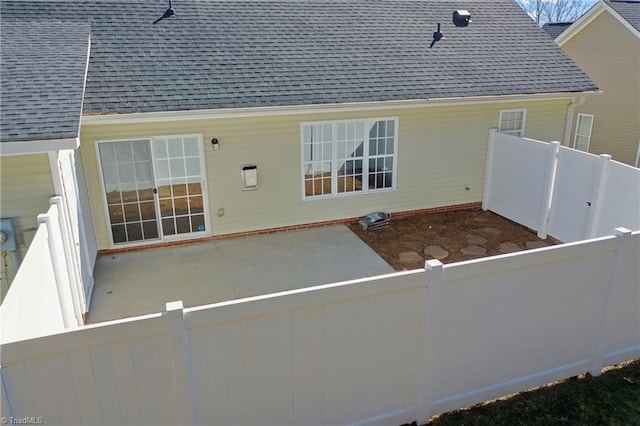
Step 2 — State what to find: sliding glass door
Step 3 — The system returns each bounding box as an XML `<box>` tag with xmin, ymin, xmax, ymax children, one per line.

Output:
<box><xmin>98</xmin><ymin>135</ymin><xmax>208</xmax><ymax>247</ymax></box>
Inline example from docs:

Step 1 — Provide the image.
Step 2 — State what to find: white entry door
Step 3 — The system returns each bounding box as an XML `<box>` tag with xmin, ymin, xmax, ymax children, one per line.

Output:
<box><xmin>98</xmin><ymin>135</ymin><xmax>209</xmax><ymax>246</ymax></box>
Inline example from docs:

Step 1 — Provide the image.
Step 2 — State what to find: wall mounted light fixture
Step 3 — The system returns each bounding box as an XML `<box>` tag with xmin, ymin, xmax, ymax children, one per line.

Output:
<box><xmin>211</xmin><ymin>138</ymin><xmax>220</xmax><ymax>151</ymax></box>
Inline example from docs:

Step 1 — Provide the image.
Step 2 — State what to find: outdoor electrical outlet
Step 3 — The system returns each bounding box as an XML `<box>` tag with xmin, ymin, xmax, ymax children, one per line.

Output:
<box><xmin>217</xmin><ymin>208</ymin><xmax>225</xmax><ymax>217</ymax></box>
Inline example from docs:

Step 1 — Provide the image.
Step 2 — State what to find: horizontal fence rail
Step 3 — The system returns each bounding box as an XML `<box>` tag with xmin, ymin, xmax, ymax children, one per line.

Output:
<box><xmin>2</xmin><ymin>230</ymin><xmax>639</xmax><ymax>425</ymax></box>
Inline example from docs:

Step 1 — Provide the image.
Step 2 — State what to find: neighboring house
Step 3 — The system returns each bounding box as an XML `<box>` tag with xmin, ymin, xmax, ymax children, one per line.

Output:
<box><xmin>1</xmin><ymin>0</ymin><xmax>597</xmax><ymax>308</ymax></box>
<box><xmin>554</xmin><ymin>0</ymin><xmax>640</xmax><ymax>167</ymax></box>
<box><xmin>541</xmin><ymin>22</ymin><xmax>574</xmax><ymax>38</ymax></box>
<box><xmin>0</xmin><ymin>22</ymin><xmax>97</xmax><ymax>307</ymax></box>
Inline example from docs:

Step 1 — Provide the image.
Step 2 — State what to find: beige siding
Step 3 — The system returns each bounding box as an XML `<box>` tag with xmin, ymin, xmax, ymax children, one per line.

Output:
<box><xmin>80</xmin><ymin>99</ymin><xmax>569</xmax><ymax>250</ymax></box>
<box><xmin>0</xmin><ymin>154</ymin><xmax>54</xmax><ymax>284</ymax></box>
<box><xmin>562</xmin><ymin>10</ymin><xmax>640</xmax><ymax>165</ymax></box>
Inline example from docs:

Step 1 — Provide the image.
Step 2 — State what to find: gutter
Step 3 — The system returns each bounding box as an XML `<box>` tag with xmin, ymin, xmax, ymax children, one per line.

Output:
<box><xmin>81</xmin><ymin>91</ymin><xmax>599</xmax><ymax>125</ymax></box>
<box><xmin>563</xmin><ymin>95</ymin><xmax>586</xmax><ymax>147</ymax></box>
<box><xmin>0</xmin><ymin>137</ymin><xmax>80</xmax><ymax>156</ymax></box>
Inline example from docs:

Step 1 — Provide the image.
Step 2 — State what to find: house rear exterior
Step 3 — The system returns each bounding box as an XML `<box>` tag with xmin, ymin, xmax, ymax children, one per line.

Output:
<box><xmin>555</xmin><ymin>0</ymin><xmax>640</xmax><ymax>166</ymax></box>
<box><xmin>1</xmin><ymin>0</ymin><xmax>598</xmax><ymax>311</ymax></box>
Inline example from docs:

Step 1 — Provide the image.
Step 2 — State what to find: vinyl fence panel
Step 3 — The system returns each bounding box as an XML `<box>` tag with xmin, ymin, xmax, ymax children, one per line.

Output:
<box><xmin>547</xmin><ymin>147</ymin><xmax>599</xmax><ymax>242</ymax></box>
<box><xmin>483</xmin><ymin>131</ymin><xmax>557</xmax><ymax>235</ymax></box>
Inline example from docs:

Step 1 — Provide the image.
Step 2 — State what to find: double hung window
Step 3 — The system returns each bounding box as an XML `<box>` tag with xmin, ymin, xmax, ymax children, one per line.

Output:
<box><xmin>301</xmin><ymin>118</ymin><xmax>397</xmax><ymax>199</ymax></box>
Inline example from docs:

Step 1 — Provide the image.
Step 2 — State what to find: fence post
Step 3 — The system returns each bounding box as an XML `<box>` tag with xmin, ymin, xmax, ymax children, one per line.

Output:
<box><xmin>585</xmin><ymin>154</ymin><xmax>611</xmax><ymax>239</ymax></box>
<box><xmin>165</xmin><ymin>301</ymin><xmax>196</xmax><ymax>425</ymax></box>
<box><xmin>38</xmin><ymin>207</ymin><xmax>76</xmax><ymax>329</ymax></box>
<box><xmin>51</xmin><ymin>196</ymin><xmax>84</xmax><ymax>326</ymax></box>
<box><xmin>590</xmin><ymin>228</ymin><xmax>632</xmax><ymax>376</ymax></box>
<box><xmin>537</xmin><ymin>141</ymin><xmax>560</xmax><ymax>239</ymax></box>
<box><xmin>482</xmin><ymin>129</ymin><xmax>498</xmax><ymax>211</ymax></box>
<box><xmin>418</xmin><ymin>260</ymin><xmax>444</xmax><ymax>425</ymax></box>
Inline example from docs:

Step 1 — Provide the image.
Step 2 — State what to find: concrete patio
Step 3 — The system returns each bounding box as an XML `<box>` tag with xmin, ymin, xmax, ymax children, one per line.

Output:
<box><xmin>87</xmin><ymin>225</ymin><xmax>394</xmax><ymax>323</ymax></box>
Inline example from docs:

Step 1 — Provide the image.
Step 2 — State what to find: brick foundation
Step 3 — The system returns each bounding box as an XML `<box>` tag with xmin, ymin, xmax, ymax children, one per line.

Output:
<box><xmin>98</xmin><ymin>202</ymin><xmax>483</xmax><ymax>255</ymax></box>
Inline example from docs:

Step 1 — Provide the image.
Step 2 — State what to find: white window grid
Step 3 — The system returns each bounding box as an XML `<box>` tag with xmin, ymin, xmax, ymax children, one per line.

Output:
<box><xmin>498</xmin><ymin>109</ymin><xmax>527</xmax><ymax>137</ymax></box>
<box><xmin>573</xmin><ymin>113</ymin><xmax>594</xmax><ymax>152</ymax></box>
<box><xmin>301</xmin><ymin>117</ymin><xmax>398</xmax><ymax>199</ymax></box>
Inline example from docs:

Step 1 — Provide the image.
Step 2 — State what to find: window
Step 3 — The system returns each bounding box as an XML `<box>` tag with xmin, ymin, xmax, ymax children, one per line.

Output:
<box><xmin>573</xmin><ymin>113</ymin><xmax>594</xmax><ymax>152</ymax></box>
<box><xmin>498</xmin><ymin>109</ymin><xmax>527</xmax><ymax>137</ymax></box>
<box><xmin>301</xmin><ymin>118</ymin><xmax>397</xmax><ymax>199</ymax></box>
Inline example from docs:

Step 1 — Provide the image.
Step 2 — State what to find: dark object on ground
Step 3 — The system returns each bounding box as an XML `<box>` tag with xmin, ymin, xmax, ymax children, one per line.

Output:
<box><xmin>359</xmin><ymin>212</ymin><xmax>391</xmax><ymax>230</ymax></box>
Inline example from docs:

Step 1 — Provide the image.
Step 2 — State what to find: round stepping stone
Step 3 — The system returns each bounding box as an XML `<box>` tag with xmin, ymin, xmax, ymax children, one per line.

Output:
<box><xmin>424</xmin><ymin>245</ymin><xmax>449</xmax><ymax>260</ymax></box>
<box><xmin>499</xmin><ymin>242</ymin><xmax>521</xmax><ymax>253</ymax></box>
<box><xmin>478</xmin><ymin>227</ymin><xmax>502</xmax><ymax>235</ymax></box>
<box><xmin>399</xmin><ymin>251</ymin><xmax>423</xmax><ymax>264</ymax></box>
<box><xmin>461</xmin><ymin>245</ymin><xmax>487</xmax><ymax>256</ymax></box>
<box><xmin>466</xmin><ymin>234</ymin><xmax>488</xmax><ymax>245</ymax></box>
<box><xmin>525</xmin><ymin>240</ymin><xmax>549</xmax><ymax>249</ymax></box>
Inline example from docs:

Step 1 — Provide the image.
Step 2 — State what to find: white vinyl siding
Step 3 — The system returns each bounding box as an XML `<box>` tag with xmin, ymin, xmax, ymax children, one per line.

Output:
<box><xmin>301</xmin><ymin>117</ymin><xmax>397</xmax><ymax>199</ymax></box>
<box><xmin>498</xmin><ymin>109</ymin><xmax>527</xmax><ymax>137</ymax></box>
<box><xmin>573</xmin><ymin>113</ymin><xmax>594</xmax><ymax>152</ymax></box>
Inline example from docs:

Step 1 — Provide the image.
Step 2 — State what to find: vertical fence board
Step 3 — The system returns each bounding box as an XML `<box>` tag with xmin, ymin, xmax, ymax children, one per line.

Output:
<box><xmin>90</xmin><ymin>345</ymin><xmax>123</xmax><ymax>425</ymax></box>
<box><xmin>110</xmin><ymin>342</ymin><xmax>142</xmax><ymax>425</ymax></box>
<box><xmin>257</xmin><ymin>311</ymin><xmax>294</xmax><ymax>425</ymax></box>
<box><xmin>204</xmin><ymin>325</ymin><xmax>232</xmax><ymax>425</ymax></box>
<box><xmin>148</xmin><ymin>335</ymin><xmax>178</xmax><ymax>424</ymax></box>
<box><xmin>46</xmin><ymin>352</ymin><xmax>81</xmax><ymax>424</ymax></box>
<box><xmin>322</xmin><ymin>299</ymin><xmax>359</xmax><ymax>425</ymax></box>
<box><xmin>68</xmin><ymin>348</ymin><xmax>101</xmax><ymax>425</ymax></box>
<box><xmin>130</xmin><ymin>337</ymin><xmax>161</xmax><ymax>425</ymax></box>
<box><xmin>291</xmin><ymin>305</ymin><xmax>325</xmax><ymax>425</ymax></box>
<box><xmin>1</xmin><ymin>364</ymin><xmax>35</xmax><ymax>417</ymax></box>
<box><xmin>222</xmin><ymin>321</ymin><xmax>246</xmax><ymax>425</ymax></box>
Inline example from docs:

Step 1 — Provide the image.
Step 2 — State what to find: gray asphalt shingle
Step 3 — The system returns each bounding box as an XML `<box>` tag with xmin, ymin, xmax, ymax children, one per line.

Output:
<box><xmin>0</xmin><ymin>21</ymin><xmax>90</xmax><ymax>143</ymax></box>
<box><xmin>542</xmin><ymin>22</ymin><xmax>573</xmax><ymax>39</ymax></box>
<box><xmin>1</xmin><ymin>0</ymin><xmax>598</xmax><ymax>119</ymax></box>
<box><xmin>607</xmin><ymin>0</ymin><xmax>640</xmax><ymax>32</ymax></box>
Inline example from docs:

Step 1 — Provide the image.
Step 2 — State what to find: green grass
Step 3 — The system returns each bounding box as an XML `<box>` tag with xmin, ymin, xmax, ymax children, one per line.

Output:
<box><xmin>428</xmin><ymin>359</ymin><xmax>640</xmax><ymax>426</ymax></box>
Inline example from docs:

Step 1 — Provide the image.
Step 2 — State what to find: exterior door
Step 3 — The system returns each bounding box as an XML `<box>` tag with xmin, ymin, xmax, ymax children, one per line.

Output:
<box><xmin>98</xmin><ymin>140</ymin><xmax>160</xmax><ymax>245</ymax></box>
<box><xmin>151</xmin><ymin>136</ymin><xmax>207</xmax><ymax>237</ymax></box>
<box><xmin>98</xmin><ymin>136</ymin><xmax>208</xmax><ymax>247</ymax></box>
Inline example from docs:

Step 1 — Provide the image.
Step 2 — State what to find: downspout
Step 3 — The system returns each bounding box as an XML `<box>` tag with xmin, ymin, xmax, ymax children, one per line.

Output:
<box><xmin>563</xmin><ymin>95</ymin><xmax>586</xmax><ymax>146</ymax></box>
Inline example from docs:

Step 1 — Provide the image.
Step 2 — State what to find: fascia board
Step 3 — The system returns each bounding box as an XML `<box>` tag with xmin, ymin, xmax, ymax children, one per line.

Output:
<box><xmin>81</xmin><ymin>92</ymin><xmax>600</xmax><ymax>126</ymax></box>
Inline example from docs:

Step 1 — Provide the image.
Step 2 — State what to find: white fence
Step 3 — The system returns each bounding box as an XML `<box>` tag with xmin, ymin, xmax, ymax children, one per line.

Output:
<box><xmin>2</xmin><ymin>230</ymin><xmax>638</xmax><ymax>425</ymax></box>
<box><xmin>0</xmin><ymin>199</ymin><xmax>83</xmax><ymax>343</ymax></box>
<box><xmin>483</xmin><ymin>130</ymin><xmax>640</xmax><ymax>242</ymax></box>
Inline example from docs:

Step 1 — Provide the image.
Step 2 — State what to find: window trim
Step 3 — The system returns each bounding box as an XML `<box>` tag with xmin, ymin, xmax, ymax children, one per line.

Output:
<box><xmin>95</xmin><ymin>134</ymin><xmax>211</xmax><ymax>248</ymax></box>
<box><xmin>300</xmin><ymin>117</ymin><xmax>399</xmax><ymax>200</ymax></box>
<box><xmin>573</xmin><ymin>113</ymin><xmax>594</xmax><ymax>152</ymax></box>
<box><xmin>498</xmin><ymin>108</ymin><xmax>527</xmax><ymax>137</ymax></box>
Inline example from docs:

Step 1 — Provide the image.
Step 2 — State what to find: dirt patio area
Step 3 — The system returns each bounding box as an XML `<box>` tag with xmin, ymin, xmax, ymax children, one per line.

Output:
<box><xmin>348</xmin><ymin>209</ymin><xmax>561</xmax><ymax>271</ymax></box>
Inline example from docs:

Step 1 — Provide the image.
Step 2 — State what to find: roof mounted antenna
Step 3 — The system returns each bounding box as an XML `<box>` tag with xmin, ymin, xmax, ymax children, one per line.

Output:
<box><xmin>430</xmin><ymin>23</ymin><xmax>446</xmax><ymax>48</ymax></box>
<box><xmin>153</xmin><ymin>0</ymin><xmax>175</xmax><ymax>25</ymax></box>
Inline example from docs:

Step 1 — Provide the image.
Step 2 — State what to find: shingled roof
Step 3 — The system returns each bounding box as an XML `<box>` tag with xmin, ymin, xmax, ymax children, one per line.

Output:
<box><xmin>607</xmin><ymin>0</ymin><xmax>640</xmax><ymax>32</ymax></box>
<box><xmin>1</xmin><ymin>0</ymin><xmax>598</xmax><ymax>118</ymax></box>
<box><xmin>0</xmin><ymin>21</ymin><xmax>90</xmax><ymax>143</ymax></box>
<box><xmin>542</xmin><ymin>22</ymin><xmax>574</xmax><ymax>39</ymax></box>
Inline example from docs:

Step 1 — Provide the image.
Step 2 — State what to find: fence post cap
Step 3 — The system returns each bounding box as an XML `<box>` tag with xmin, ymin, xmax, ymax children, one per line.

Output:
<box><xmin>166</xmin><ymin>301</ymin><xmax>184</xmax><ymax>311</ymax></box>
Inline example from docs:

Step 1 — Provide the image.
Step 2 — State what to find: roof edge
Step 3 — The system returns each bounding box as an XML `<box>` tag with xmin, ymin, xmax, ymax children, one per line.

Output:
<box><xmin>81</xmin><ymin>91</ymin><xmax>600</xmax><ymax>125</ymax></box>
<box><xmin>557</xmin><ymin>0</ymin><xmax>640</xmax><ymax>44</ymax></box>
<box><xmin>0</xmin><ymin>137</ymin><xmax>80</xmax><ymax>156</ymax></box>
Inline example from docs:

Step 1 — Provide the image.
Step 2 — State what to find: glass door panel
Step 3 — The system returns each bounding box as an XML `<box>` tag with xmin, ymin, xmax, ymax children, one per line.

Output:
<box><xmin>152</xmin><ymin>136</ymin><xmax>206</xmax><ymax>237</ymax></box>
<box><xmin>98</xmin><ymin>140</ymin><xmax>160</xmax><ymax>244</ymax></box>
